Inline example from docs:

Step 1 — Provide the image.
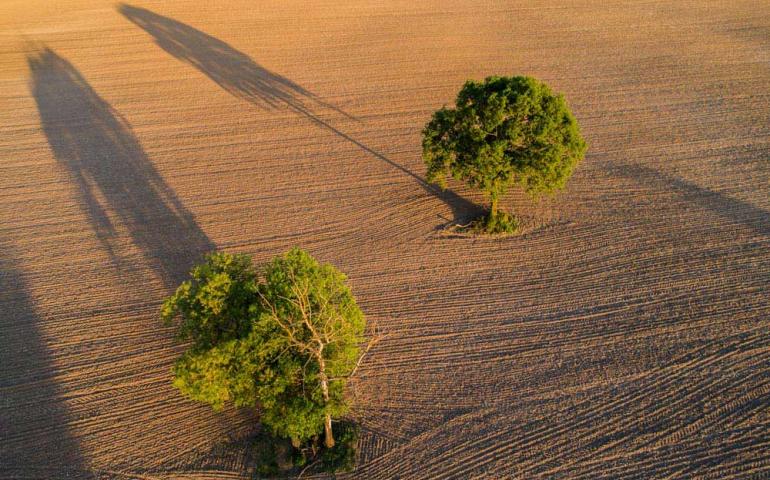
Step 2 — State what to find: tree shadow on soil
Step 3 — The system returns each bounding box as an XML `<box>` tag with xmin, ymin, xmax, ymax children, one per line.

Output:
<box><xmin>29</xmin><ymin>47</ymin><xmax>215</xmax><ymax>289</ymax></box>
<box><xmin>0</xmin><ymin>247</ymin><xmax>90</xmax><ymax>477</ymax></box>
<box><xmin>119</xmin><ymin>4</ymin><xmax>482</xmax><ymax>225</ymax></box>
<box><xmin>617</xmin><ymin>163</ymin><xmax>770</xmax><ymax>238</ymax></box>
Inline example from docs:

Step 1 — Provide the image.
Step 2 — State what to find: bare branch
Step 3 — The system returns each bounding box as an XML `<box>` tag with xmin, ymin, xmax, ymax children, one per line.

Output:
<box><xmin>347</xmin><ymin>331</ymin><xmax>382</xmax><ymax>379</ymax></box>
<box><xmin>289</xmin><ymin>281</ymin><xmax>324</xmax><ymax>350</ymax></box>
<box><xmin>329</xmin><ymin>321</ymin><xmax>385</xmax><ymax>381</ymax></box>
<box><xmin>257</xmin><ymin>290</ymin><xmax>316</xmax><ymax>355</ymax></box>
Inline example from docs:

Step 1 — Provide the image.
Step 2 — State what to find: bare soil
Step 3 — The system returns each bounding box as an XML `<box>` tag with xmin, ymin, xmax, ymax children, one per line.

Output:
<box><xmin>1</xmin><ymin>1</ymin><xmax>768</xmax><ymax>478</ymax></box>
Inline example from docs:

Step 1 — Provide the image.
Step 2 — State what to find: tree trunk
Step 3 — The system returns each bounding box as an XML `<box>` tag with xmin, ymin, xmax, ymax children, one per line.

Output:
<box><xmin>323</xmin><ymin>413</ymin><xmax>334</xmax><ymax>449</ymax></box>
<box><xmin>318</xmin><ymin>354</ymin><xmax>335</xmax><ymax>449</ymax></box>
<box><xmin>490</xmin><ymin>195</ymin><xmax>499</xmax><ymax>219</ymax></box>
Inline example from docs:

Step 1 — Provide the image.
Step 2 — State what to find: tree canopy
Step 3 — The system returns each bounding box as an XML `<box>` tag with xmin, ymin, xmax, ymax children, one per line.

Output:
<box><xmin>162</xmin><ymin>248</ymin><xmax>367</xmax><ymax>449</ymax></box>
<box><xmin>423</xmin><ymin>75</ymin><xmax>586</xmax><ymax>233</ymax></box>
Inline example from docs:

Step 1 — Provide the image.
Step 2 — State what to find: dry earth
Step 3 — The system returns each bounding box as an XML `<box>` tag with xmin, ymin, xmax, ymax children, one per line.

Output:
<box><xmin>1</xmin><ymin>0</ymin><xmax>769</xmax><ymax>478</ymax></box>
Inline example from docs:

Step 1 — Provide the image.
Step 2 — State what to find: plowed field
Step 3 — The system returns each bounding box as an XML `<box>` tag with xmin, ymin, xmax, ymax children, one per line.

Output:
<box><xmin>1</xmin><ymin>1</ymin><xmax>769</xmax><ymax>478</ymax></box>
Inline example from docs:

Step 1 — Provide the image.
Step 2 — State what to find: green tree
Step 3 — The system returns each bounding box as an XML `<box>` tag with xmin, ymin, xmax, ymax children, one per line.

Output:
<box><xmin>423</xmin><ymin>75</ymin><xmax>587</xmax><ymax>233</ymax></box>
<box><xmin>256</xmin><ymin>249</ymin><xmax>366</xmax><ymax>448</ymax></box>
<box><xmin>162</xmin><ymin>248</ymin><xmax>368</xmax><ymax>450</ymax></box>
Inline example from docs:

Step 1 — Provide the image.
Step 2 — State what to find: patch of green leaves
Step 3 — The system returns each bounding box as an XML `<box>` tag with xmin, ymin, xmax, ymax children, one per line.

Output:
<box><xmin>321</xmin><ymin>422</ymin><xmax>359</xmax><ymax>474</ymax></box>
<box><xmin>423</xmin><ymin>75</ymin><xmax>586</xmax><ymax>230</ymax></box>
<box><xmin>163</xmin><ymin>249</ymin><xmax>367</xmax><ymax>461</ymax></box>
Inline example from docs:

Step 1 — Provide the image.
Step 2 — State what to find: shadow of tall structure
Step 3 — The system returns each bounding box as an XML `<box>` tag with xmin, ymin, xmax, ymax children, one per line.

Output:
<box><xmin>120</xmin><ymin>4</ymin><xmax>314</xmax><ymax>110</ymax></box>
<box><xmin>29</xmin><ymin>48</ymin><xmax>215</xmax><ymax>289</ymax></box>
<box><xmin>616</xmin><ymin>164</ymin><xmax>769</xmax><ymax>237</ymax></box>
<box><xmin>0</xmin><ymin>246</ymin><xmax>90</xmax><ymax>477</ymax></box>
<box><xmin>119</xmin><ymin>4</ymin><xmax>482</xmax><ymax>224</ymax></box>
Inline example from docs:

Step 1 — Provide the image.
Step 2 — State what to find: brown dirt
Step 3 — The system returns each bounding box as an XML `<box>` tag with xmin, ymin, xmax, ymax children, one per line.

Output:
<box><xmin>1</xmin><ymin>0</ymin><xmax>768</xmax><ymax>478</ymax></box>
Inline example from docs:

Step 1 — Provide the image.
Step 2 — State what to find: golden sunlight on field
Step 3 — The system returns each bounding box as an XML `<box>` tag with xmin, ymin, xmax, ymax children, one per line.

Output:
<box><xmin>1</xmin><ymin>0</ymin><xmax>768</xmax><ymax>478</ymax></box>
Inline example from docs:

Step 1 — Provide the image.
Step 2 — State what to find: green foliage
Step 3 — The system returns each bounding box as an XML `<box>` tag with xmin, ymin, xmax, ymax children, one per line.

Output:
<box><xmin>260</xmin><ymin>250</ymin><xmax>365</xmax><ymax>387</ymax></box>
<box><xmin>423</xmin><ymin>75</ymin><xmax>586</xmax><ymax>231</ymax></box>
<box><xmin>257</xmin><ymin>248</ymin><xmax>365</xmax><ymax>443</ymax></box>
<box><xmin>161</xmin><ymin>252</ymin><xmax>258</xmax><ymax>349</ymax></box>
<box><xmin>252</xmin><ymin>431</ymin><xmax>287</xmax><ymax>477</ymax></box>
<box><xmin>162</xmin><ymin>252</ymin><xmax>261</xmax><ymax>410</ymax></box>
<box><xmin>322</xmin><ymin>422</ymin><xmax>359</xmax><ymax>473</ymax></box>
<box><xmin>291</xmin><ymin>446</ymin><xmax>307</xmax><ymax>468</ymax></box>
<box><xmin>171</xmin><ymin>337</ymin><xmax>260</xmax><ymax>411</ymax></box>
<box><xmin>473</xmin><ymin>210</ymin><xmax>519</xmax><ymax>235</ymax></box>
<box><xmin>162</xmin><ymin>248</ymin><xmax>367</xmax><ymax>449</ymax></box>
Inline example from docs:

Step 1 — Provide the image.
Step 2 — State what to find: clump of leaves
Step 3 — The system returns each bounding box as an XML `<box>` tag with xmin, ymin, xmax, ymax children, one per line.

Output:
<box><xmin>321</xmin><ymin>422</ymin><xmax>359</xmax><ymax>473</ymax></box>
<box><xmin>471</xmin><ymin>210</ymin><xmax>519</xmax><ymax>235</ymax></box>
<box><xmin>423</xmin><ymin>75</ymin><xmax>587</xmax><ymax>234</ymax></box>
<box><xmin>252</xmin><ymin>431</ymin><xmax>289</xmax><ymax>477</ymax></box>
<box><xmin>162</xmin><ymin>248</ymin><xmax>369</xmax><ymax>453</ymax></box>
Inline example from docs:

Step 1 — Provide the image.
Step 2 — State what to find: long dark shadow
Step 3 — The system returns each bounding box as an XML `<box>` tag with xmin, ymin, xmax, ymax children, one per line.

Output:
<box><xmin>0</xmin><ymin>246</ymin><xmax>89</xmax><ymax>477</ymax></box>
<box><xmin>618</xmin><ymin>163</ymin><xmax>770</xmax><ymax>237</ymax></box>
<box><xmin>119</xmin><ymin>3</ymin><xmax>351</xmax><ymax>118</ymax></box>
<box><xmin>29</xmin><ymin>48</ymin><xmax>215</xmax><ymax>288</ymax></box>
<box><xmin>119</xmin><ymin>4</ymin><xmax>482</xmax><ymax>224</ymax></box>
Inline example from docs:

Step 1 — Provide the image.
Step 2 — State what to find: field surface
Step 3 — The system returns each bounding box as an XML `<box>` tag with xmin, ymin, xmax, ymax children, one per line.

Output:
<box><xmin>1</xmin><ymin>1</ymin><xmax>769</xmax><ymax>478</ymax></box>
